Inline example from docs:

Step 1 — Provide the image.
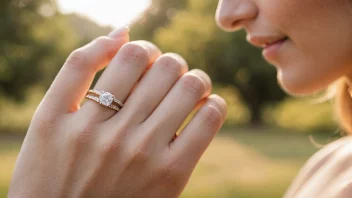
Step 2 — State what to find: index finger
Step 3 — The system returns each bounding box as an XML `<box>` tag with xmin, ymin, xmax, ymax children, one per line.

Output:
<box><xmin>37</xmin><ymin>27</ymin><xmax>130</xmax><ymax>117</ymax></box>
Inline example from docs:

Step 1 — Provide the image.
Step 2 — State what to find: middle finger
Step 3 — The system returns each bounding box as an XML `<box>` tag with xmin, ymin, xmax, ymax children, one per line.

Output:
<box><xmin>114</xmin><ymin>53</ymin><xmax>189</xmax><ymax>124</ymax></box>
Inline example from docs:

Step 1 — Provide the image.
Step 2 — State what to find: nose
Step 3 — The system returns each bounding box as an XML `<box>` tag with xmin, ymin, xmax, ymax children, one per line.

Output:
<box><xmin>216</xmin><ymin>0</ymin><xmax>258</xmax><ymax>32</ymax></box>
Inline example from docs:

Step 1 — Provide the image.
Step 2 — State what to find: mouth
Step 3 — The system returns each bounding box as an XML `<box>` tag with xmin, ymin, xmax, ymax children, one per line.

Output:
<box><xmin>262</xmin><ymin>36</ymin><xmax>289</xmax><ymax>62</ymax></box>
<box><xmin>247</xmin><ymin>34</ymin><xmax>289</xmax><ymax>49</ymax></box>
<box><xmin>263</xmin><ymin>37</ymin><xmax>289</xmax><ymax>49</ymax></box>
<box><xmin>247</xmin><ymin>34</ymin><xmax>290</xmax><ymax>62</ymax></box>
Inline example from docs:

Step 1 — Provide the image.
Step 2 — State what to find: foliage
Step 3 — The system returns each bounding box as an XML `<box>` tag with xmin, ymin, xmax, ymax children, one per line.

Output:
<box><xmin>1</xmin><ymin>0</ymin><xmax>72</xmax><ymax>100</ymax></box>
<box><xmin>130</xmin><ymin>0</ymin><xmax>188</xmax><ymax>41</ymax></box>
<box><xmin>0</xmin><ymin>0</ymin><xmax>114</xmax><ymax>133</ymax></box>
<box><xmin>212</xmin><ymin>85</ymin><xmax>250</xmax><ymax>126</ymax></box>
<box><xmin>270</xmin><ymin>97</ymin><xmax>338</xmax><ymax>133</ymax></box>
<box><xmin>0</xmin><ymin>0</ymin><xmax>112</xmax><ymax>102</ymax></box>
<box><xmin>0</xmin><ymin>86</ymin><xmax>44</xmax><ymax>133</ymax></box>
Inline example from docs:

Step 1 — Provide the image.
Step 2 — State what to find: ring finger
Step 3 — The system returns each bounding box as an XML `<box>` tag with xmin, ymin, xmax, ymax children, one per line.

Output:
<box><xmin>80</xmin><ymin>41</ymin><xmax>162</xmax><ymax>122</ymax></box>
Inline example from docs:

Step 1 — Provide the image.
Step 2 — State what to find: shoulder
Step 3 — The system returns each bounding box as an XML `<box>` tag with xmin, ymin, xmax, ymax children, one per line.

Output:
<box><xmin>303</xmin><ymin>136</ymin><xmax>352</xmax><ymax>174</ymax></box>
<box><xmin>284</xmin><ymin>136</ymin><xmax>352</xmax><ymax>198</ymax></box>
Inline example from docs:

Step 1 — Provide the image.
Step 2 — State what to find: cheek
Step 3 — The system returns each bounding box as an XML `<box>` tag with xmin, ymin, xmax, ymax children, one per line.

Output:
<box><xmin>278</xmin><ymin>30</ymin><xmax>352</xmax><ymax>95</ymax></box>
<box><xmin>277</xmin><ymin>53</ymin><xmax>351</xmax><ymax>96</ymax></box>
<box><xmin>264</xmin><ymin>0</ymin><xmax>352</xmax><ymax>95</ymax></box>
<box><xmin>278</xmin><ymin>64</ymin><xmax>335</xmax><ymax>96</ymax></box>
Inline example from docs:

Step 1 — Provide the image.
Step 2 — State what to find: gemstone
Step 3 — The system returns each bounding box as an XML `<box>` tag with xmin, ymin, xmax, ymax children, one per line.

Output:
<box><xmin>99</xmin><ymin>92</ymin><xmax>114</xmax><ymax>106</ymax></box>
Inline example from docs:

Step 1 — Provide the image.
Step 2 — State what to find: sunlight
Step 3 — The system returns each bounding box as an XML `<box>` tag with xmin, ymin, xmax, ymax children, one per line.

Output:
<box><xmin>57</xmin><ymin>0</ymin><xmax>151</xmax><ymax>27</ymax></box>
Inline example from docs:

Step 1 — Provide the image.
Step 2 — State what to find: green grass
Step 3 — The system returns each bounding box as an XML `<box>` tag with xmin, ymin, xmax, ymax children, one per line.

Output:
<box><xmin>0</xmin><ymin>127</ymin><xmax>337</xmax><ymax>198</ymax></box>
<box><xmin>222</xmin><ymin>126</ymin><xmax>339</xmax><ymax>161</ymax></box>
<box><xmin>181</xmin><ymin>127</ymin><xmax>339</xmax><ymax>198</ymax></box>
<box><xmin>0</xmin><ymin>150</ymin><xmax>18</xmax><ymax>197</ymax></box>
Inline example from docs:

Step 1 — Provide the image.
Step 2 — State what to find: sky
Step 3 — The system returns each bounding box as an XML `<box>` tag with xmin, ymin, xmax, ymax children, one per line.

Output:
<box><xmin>57</xmin><ymin>0</ymin><xmax>151</xmax><ymax>28</ymax></box>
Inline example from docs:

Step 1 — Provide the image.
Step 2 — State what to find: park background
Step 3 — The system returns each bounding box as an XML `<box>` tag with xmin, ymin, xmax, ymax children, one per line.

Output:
<box><xmin>0</xmin><ymin>0</ymin><xmax>344</xmax><ymax>197</ymax></box>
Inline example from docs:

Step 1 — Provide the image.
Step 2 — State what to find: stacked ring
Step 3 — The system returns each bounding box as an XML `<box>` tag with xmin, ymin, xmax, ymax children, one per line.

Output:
<box><xmin>85</xmin><ymin>89</ymin><xmax>124</xmax><ymax>112</ymax></box>
<box><xmin>172</xmin><ymin>134</ymin><xmax>178</xmax><ymax>141</ymax></box>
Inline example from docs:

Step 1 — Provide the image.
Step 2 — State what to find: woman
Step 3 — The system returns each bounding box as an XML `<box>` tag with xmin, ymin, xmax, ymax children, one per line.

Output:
<box><xmin>7</xmin><ymin>0</ymin><xmax>352</xmax><ymax>197</ymax></box>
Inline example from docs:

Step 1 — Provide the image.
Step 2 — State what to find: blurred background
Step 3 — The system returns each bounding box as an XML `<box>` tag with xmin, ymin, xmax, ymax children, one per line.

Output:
<box><xmin>0</xmin><ymin>0</ymin><xmax>344</xmax><ymax>197</ymax></box>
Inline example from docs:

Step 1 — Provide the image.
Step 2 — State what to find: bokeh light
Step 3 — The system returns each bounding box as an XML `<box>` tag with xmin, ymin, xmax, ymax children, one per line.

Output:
<box><xmin>57</xmin><ymin>0</ymin><xmax>151</xmax><ymax>27</ymax></box>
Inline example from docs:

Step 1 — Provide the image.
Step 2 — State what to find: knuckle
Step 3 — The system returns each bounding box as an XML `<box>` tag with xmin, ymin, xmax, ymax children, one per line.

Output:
<box><xmin>218</xmin><ymin>95</ymin><xmax>227</xmax><ymax>108</ymax></box>
<box><xmin>31</xmin><ymin>113</ymin><xmax>57</xmax><ymax>139</ymax></box>
<box><xmin>157</xmin><ymin>161</ymin><xmax>185</xmax><ymax>186</ymax></box>
<box><xmin>70</xmin><ymin>122</ymin><xmax>96</xmax><ymax>146</ymax></box>
<box><xmin>119</xmin><ymin>42</ymin><xmax>149</xmax><ymax>65</ymax></box>
<box><xmin>93</xmin><ymin>36</ymin><xmax>111</xmax><ymax>46</ymax></box>
<box><xmin>129</xmin><ymin>144</ymin><xmax>150</xmax><ymax>163</ymax></box>
<box><xmin>33</xmin><ymin>104</ymin><xmax>59</xmax><ymax>123</ymax></box>
<box><xmin>100</xmin><ymin>132</ymin><xmax>127</xmax><ymax>157</ymax></box>
<box><xmin>210</xmin><ymin>94</ymin><xmax>228</xmax><ymax>113</ymax></box>
<box><xmin>157</xmin><ymin>54</ymin><xmax>184</xmax><ymax>74</ymax></box>
<box><xmin>181</xmin><ymin>74</ymin><xmax>205</xmax><ymax>95</ymax></box>
<box><xmin>30</xmin><ymin>104</ymin><xmax>65</xmax><ymax>139</ymax></box>
<box><xmin>92</xmin><ymin>36</ymin><xmax>119</xmax><ymax>60</ymax></box>
<box><xmin>99</xmin><ymin>141</ymin><xmax>119</xmax><ymax>158</ymax></box>
<box><xmin>201</xmin><ymin>105</ymin><xmax>223</xmax><ymax>129</ymax></box>
<box><xmin>131</xmin><ymin>150</ymin><xmax>149</xmax><ymax>163</ymax></box>
<box><xmin>193</xmin><ymin>69</ymin><xmax>212</xmax><ymax>88</ymax></box>
<box><xmin>93</xmin><ymin>36</ymin><xmax>116</xmax><ymax>57</ymax></box>
<box><xmin>65</xmin><ymin>49</ymin><xmax>87</xmax><ymax>70</ymax></box>
<box><xmin>97</xmin><ymin>124</ymin><xmax>129</xmax><ymax>158</ymax></box>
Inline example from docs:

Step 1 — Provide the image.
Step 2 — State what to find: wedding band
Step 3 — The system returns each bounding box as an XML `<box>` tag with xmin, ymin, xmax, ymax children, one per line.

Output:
<box><xmin>172</xmin><ymin>134</ymin><xmax>178</xmax><ymax>141</ymax></box>
<box><xmin>85</xmin><ymin>89</ymin><xmax>124</xmax><ymax>111</ymax></box>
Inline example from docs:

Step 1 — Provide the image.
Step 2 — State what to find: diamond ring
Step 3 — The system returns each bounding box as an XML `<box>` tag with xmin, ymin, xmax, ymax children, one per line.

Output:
<box><xmin>85</xmin><ymin>89</ymin><xmax>124</xmax><ymax>111</ymax></box>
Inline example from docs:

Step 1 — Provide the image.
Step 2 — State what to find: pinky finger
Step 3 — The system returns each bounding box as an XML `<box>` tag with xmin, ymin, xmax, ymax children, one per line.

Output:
<box><xmin>170</xmin><ymin>94</ymin><xmax>227</xmax><ymax>169</ymax></box>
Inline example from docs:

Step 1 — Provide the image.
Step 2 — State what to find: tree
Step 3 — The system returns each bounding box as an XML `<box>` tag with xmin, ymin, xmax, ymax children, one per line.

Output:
<box><xmin>0</xmin><ymin>0</ymin><xmax>112</xmax><ymax>101</ymax></box>
<box><xmin>0</xmin><ymin>0</ymin><xmax>77</xmax><ymax>101</ymax></box>
<box><xmin>130</xmin><ymin>0</ymin><xmax>188</xmax><ymax>42</ymax></box>
<box><xmin>153</xmin><ymin>0</ymin><xmax>286</xmax><ymax>125</ymax></box>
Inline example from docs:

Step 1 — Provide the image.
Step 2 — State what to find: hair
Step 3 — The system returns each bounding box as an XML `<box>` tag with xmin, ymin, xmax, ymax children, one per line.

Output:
<box><xmin>331</xmin><ymin>0</ymin><xmax>352</xmax><ymax>134</ymax></box>
<box><xmin>332</xmin><ymin>76</ymin><xmax>352</xmax><ymax>134</ymax></box>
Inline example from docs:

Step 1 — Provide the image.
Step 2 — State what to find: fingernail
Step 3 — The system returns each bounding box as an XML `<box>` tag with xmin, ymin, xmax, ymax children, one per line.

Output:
<box><xmin>108</xmin><ymin>26</ymin><xmax>130</xmax><ymax>38</ymax></box>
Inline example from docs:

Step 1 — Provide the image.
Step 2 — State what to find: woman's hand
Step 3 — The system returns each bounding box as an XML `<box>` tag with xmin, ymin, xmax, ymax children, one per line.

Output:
<box><xmin>8</xmin><ymin>27</ymin><xmax>227</xmax><ymax>198</ymax></box>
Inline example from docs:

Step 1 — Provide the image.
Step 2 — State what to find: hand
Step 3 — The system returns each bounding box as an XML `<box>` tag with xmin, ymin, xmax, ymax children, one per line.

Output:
<box><xmin>8</xmin><ymin>27</ymin><xmax>227</xmax><ymax>198</ymax></box>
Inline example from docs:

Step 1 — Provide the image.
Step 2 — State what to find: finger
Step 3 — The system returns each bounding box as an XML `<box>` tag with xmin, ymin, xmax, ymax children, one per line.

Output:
<box><xmin>80</xmin><ymin>41</ymin><xmax>162</xmax><ymax>122</ymax></box>
<box><xmin>142</xmin><ymin>69</ymin><xmax>212</xmax><ymax>144</ymax></box>
<box><xmin>171</xmin><ymin>94</ymin><xmax>227</xmax><ymax>172</ymax></box>
<box><xmin>38</xmin><ymin>27</ymin><xmax>130</xmax><ymax>116</ymax></box>
<box><xmin>117</xmin><ymin>53</ymin><xmax>188</xmax><ymax>124</ymax></box>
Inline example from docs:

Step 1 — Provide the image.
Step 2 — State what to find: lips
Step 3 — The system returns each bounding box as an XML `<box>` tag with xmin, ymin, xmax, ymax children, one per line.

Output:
<box><xmin>246</xmin><ymin>34</ymin><xmax>289</xmax><ymax>49</ymax></box>
<box><xmin>263</xmin><ymin>37</ymin><xmax>288</xmax><ymax>49</ymax></box>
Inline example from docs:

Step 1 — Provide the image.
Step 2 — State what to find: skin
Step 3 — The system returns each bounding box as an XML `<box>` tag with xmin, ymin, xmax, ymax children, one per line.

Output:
<box><xmin>7</xmin><ymin>0</ymin><xmax>352</xmax><ymax>197</ymax></box>
<box><xmin>216</xmin><ymin>0</ymin><xmax>352</xmax><ymax>96</ymax></box>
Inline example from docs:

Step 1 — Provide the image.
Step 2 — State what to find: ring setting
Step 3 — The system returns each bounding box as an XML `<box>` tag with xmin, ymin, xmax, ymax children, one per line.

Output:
<box><xmin>99</xmin><ymin>92</ymin><xmax>115</xmax><ymax>106</ymax></box>
<box><xmin>85</xmin><ymin>89</ymin><xmax>124</xmax><ymax>111</ymax></box>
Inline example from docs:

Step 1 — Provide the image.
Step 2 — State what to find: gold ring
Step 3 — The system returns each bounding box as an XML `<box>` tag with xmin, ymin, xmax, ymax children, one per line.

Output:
<box><xmin>172</xmin><ymin>134</ymin><xmax>178</xmax><ymax>141</ymax></box>
<box><xmin>85</xmin><ymin>89</ymin><xmax>124</xmax><ymax>112</ymax></box>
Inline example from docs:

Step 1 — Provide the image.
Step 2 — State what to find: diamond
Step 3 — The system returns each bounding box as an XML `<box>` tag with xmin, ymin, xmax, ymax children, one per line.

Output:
<box><xmin>99</xmin><ymin>92</ymin><xmax>114</xmax><ymax>106</ymax></box>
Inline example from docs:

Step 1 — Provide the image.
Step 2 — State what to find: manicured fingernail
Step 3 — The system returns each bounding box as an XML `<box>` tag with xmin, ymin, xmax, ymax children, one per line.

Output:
<box><xmin>108</xmin><ymin>26</ymin><xmax>130</xmax><ymax>38</ymax></box>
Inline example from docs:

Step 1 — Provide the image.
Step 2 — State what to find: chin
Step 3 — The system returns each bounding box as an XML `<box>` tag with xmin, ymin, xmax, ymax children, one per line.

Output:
<box><xmin>276</xmin><ymin>69</ymin><xmax>329</xmax><ymax>97</ymax></box>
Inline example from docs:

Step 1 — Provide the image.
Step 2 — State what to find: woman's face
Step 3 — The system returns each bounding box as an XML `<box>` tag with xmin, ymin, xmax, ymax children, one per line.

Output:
<box><xmin>216</xmin><ymin>0</ymin><xmax>352</xmax><ymax>96</ymax></box>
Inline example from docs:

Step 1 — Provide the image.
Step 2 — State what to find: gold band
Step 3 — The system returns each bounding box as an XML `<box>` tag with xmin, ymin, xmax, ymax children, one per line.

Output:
<box><xmin>85</xmin><ymin>89</ymin><xmax>124</xmax><ymax>112</ymax></box>
<box><xmin>87</xmin><ymin>89</ymin><xmax>124</xmax><ymax>108</ymax></box>
<box><xmin>172</xmin><ymin>134</ymin><xmax>178</xmax><ymax>141</ymax></box>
